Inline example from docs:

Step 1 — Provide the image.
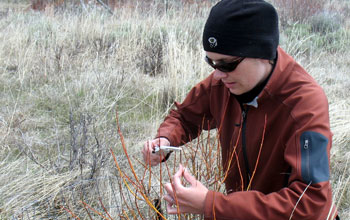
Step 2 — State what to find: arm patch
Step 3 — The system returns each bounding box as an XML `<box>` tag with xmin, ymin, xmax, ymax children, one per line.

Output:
<box><xmin>300</xmin><ymin>131</ymin><xmax>330</xmax><ymax>184</ymax></box>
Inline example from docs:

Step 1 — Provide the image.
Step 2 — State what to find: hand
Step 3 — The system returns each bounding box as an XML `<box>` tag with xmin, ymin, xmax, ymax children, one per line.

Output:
<box><xmin>163</xmin><ymin>164</ymin><xmax>208</xmax><ymax>214</ymax></box>
<box><xmin>142</xmin><ymin>137</ymin><xmax>170</xmax><ymax>166</ymax></box>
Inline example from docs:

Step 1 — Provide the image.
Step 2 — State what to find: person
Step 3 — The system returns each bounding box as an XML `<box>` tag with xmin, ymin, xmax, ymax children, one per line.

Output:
<box><xmin>142</xmin><ymin>0</ymin><xmax>339</xmax><ymax>219</ymax></box>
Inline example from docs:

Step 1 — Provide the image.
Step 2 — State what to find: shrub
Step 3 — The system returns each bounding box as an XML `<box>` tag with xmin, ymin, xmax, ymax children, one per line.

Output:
<box><xmin>137</xmin><ymin>29</ymin><xmax>167</xmax><ymax>76</ymax></box>
<box><xmin>272</xmin><ymin>0</ymin><xmax>326</xmax><ymax>27</ymax></box>
<box><xmin>309</xmin><ymin>11</ymin><xmax>342</xmax><ymax>34</ymax></box>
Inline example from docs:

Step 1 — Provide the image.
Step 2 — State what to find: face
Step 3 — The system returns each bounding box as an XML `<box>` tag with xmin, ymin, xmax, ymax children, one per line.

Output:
<box><xmin>206</xmin><ymin>51</ymin><xmax>273</xmax><ymax>95</ymax></box>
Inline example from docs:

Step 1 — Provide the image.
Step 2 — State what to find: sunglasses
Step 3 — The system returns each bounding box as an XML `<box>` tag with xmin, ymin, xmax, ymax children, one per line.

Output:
<box><xmin>205</xmin><ymin>56</ymin><xmax>245</xmax><ymax>72</ymax></box>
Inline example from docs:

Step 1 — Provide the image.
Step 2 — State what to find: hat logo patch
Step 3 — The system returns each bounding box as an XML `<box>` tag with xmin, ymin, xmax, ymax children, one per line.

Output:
<box><xmin>208</xmin><ymin>37</ymin><xmax>217</xmax><ymax>48</ymax></box>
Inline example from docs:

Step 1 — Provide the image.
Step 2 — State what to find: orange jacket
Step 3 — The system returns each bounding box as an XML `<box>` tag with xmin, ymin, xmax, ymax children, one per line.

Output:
<box><xmin>157</xmin><ymin>47</ymin><xmax>337</xmax><ymax>219</ymax></box>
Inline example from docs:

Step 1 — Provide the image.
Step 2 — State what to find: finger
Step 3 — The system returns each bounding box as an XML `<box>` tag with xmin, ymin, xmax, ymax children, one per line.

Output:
<box><xmin>183</xmin><ymin>168</ymin><xmax>197</xmax><ymax>186</ymax></box>
<box><xmin>155</xmin><ymin>138</ymin><xmax>162</xmax><ymax>147</ymax></box>
<box><xmin>165</xmin><ymin>192</ymin><xmax>181</xmax><ymax>215</ymax></box>
<box><xmin>142</xmin><ymin>146</ymin><xmax>149</xmax><ymax>164</ymax></box>
<box><xmin>163</xmin><ymin>194</ymin><xmax>175</xmax><ymax>206</ymax></box>
<box><xmin>164</xmin><ymin>182</ymin><xmax>174</xmax><ymax>197</ymax></box>
<box><xmin>167</xmin><ymin>204</ymin><xmax>180</xmax><ymax>215</ymax></box>
<box><xmin>149</xmin><ymin>140</ymin><xmax>163</xmax><ymax>160</ymax></box>
<box><xmin>151</xmin><ymin>152</ymin><xmax>164</xmax><ymax>165</ymax></box>
<box><xmin>142</xmin><ymin>140</ymin><xmax>164</xmax><ymax>166</ymax></box>
<box><xmin>142</xmin><ymin>141</ymin><xmax>152</xmax><ymax>160</ymax></box>
<box><xmin>147</xmin><ymin>140</ymin><xmax>154</xmax><ymax>152</ymax></box>
<box><xmin>172</xmin><ymin>164</ymin><xmax>185</xmax><ymax>189</ymax></box>
<box><xmin>172</xmin><ymin>164</ymin><xmax>184</xmax><ymax>181</ymax></box>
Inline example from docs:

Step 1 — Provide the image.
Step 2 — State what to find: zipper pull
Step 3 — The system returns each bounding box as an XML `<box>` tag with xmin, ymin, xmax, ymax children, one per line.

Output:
<box><xmin>242</xmin><ymin>107</ymin><xmax>250</xmax><ymax>121</ymax></box>
<box><xmin>242</xmin><ymin>109</ymin><xmax>246</xmax><ymax>120</ymax></box>
<box><xmin>304</xmin><ymin>139</ymin><xmax>309</xmax><ymax>149</ymax></box>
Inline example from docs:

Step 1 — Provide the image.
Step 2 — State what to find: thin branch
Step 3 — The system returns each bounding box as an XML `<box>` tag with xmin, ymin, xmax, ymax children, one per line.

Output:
<box><xmin>247</xmin><ymin>114</ymin><xmax>267</xmax><ymax>191</ymax></box>
<box><xmin>288</xmin><ymin>182</ymin><xmax>312</xmax><ymax>220</ymax></box>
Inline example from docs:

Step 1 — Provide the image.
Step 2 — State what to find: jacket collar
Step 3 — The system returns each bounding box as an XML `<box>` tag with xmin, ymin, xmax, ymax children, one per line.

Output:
<box><xmin>256</xmin><ymin>47</ymin><xmax>296</xmax><ymax>106</ymax></box>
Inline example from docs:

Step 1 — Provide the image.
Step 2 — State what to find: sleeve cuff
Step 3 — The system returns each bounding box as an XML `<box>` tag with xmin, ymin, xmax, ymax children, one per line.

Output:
<box><xmin>204</xmin><ymin>190</ymin><xmax>215</xmax><ymax>219</ymax></box>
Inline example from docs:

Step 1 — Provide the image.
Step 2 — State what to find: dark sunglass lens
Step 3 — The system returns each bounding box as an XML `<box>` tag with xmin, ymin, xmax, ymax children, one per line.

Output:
<box><xmin>217</xmin><ymin>62</ymin><xmax>239</xmax><ymax>72</ymax></box>
<box><xmin>205</xmin><ymin>56</ymin><xmax>214</xmax><ymax>66</ymax></box>
<box><xmin>205</xmin><ymin>56</ymin><xmax>244</xmax><ymax>72</ymax></box>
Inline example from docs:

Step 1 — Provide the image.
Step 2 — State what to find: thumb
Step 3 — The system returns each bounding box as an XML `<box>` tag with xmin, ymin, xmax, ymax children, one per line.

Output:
<box><xmin>172</xmin><ymin>164</ymin><xmax>185</xmax><ymax>189</ymax></box>
<box><xmin>183</xmin><ymin>168</ymin><xmax>197</xmax><ymax>187</ymax></box>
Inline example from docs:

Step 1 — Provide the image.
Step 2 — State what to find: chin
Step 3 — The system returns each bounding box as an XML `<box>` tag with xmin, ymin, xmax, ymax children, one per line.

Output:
<box><xmin>229</xmin><ymin>88</ymin><xmax>243</xmax><ymax>95</ymax></box>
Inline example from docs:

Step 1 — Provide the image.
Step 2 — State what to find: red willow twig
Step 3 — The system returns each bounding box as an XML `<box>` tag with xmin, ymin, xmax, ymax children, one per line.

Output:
<box><xmin>246</xmin><ymin>114</ymin><xmax>267</xmax><ymax>191</ymax></box>
<box><xmin>81</xmin><ymin>200</ymin><xmax>112</xmax><ymax>220</ymax></box>
<box><xmin>149</xmin><ymin>129</ymin><xmax>183</xmax><ymax>219</ymax></box>
<box><xmin>112</xmin><ymin>148</ymin><xmax>167</xmax><ymax>219</ymax></box>
<box><xmin>117</xmin><ymin>177</ymin><xmax>135</xmax><ymax>218</ymax></box>
<box><xmin>111</xmin><ymin>149</ymin><xmax>142</xmax><ymax>200</ymax></box>
<box><xmin>221</xmin><ymin>125</ymin><xmax>242</xmax><ymax>184</ymax></box>
<box><xmin>115</xmin><ymin>110</ymin><xmax>145</xmax><ymax>192</ymax></box>
<box><xmin>206</xmin><ymin>125</ymin><xmax>218</xmax><ymax>183</ymax></box>
<box><xmin>159</xmin><ymin>150</ymin><xmax>182</xmax><ymax>219</ymax></box>
<box><xmin>121</xmin><ymin>210</ymin><xmax>130</xmax><ymax>220</ymax></box>
<box><xmin>134</xmin><ymin>189</ymin><xmax>146</xmax><ymax>220</ymax></box>
<box><xmin>99</xmin><ymin>197</ymin><xmax>114</xmax><ymax>220</ymax></box>
<box><xmin>112</xmin><ymin>148</ymin><xmax>161</xmax><ymax>218</ymax></box>
<box><xmin>134</xmin><ymin>156</ymin><xmax>163</xmax><ymax>184</ymax></box>
<box><xmin>235</xmin><ymin>150</ymin><xmax>244</xmax><ymax>191</ymax></box>
<box><xmin>113</xmin><ymin>109</ymin><xmax>168</xmax><ymax>220</ymax></box>
<box><xmin>81</xmin><ymin>200</ymin><xmax>93</xmax><ymax>220</ymax></box>
<box><xmin>61</xmin><ymin>205</ymin><xmax>81</xmax><ymax>220</ymax></box>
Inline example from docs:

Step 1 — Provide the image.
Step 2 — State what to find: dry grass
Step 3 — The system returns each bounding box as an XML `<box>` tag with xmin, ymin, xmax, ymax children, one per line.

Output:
<box><xmin>0</xmin><ymin>1</ymin><xmax>349</xmax><ymax>219</ymax></box>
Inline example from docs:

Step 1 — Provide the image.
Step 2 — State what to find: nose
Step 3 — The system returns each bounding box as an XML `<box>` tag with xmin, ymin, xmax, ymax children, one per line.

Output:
<box><xmin>213</xmin><ymin>69</ymin><xmax>227</xmax><ymax>81</ymax></box>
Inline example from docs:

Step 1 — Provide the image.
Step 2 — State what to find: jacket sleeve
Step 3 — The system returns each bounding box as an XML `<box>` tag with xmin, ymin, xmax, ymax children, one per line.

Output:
<box><xmin>204</xmin><ymin>141</ymin><xmax>334</xmax><ymax>220</ymax></box>
<box><xmin>156</xmin><ymin>74</ymin><xmax>217</xmax><ymax>146</ymax></box>
<box><xmin>204</xmin><ymin>84</ymin><xmax>335</xmax><ymax>219</ymax></box>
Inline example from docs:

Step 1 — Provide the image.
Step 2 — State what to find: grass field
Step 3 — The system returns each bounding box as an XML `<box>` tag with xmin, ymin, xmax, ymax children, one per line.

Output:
<box><xmin>0</xmin><ymin>0</ymin><xmax>349</xmax><ymax>219</ymax></box>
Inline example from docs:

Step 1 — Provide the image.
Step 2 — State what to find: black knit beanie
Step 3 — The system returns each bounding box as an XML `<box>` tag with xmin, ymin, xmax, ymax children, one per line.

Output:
<box><xmin>203</xmin><ymin>0</ymin><xmax>279</xmax><ymax>60</ymax></box>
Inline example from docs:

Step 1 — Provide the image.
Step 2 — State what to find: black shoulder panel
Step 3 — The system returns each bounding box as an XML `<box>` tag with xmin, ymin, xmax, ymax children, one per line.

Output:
<box><xmin>300</xmin><ymin>131</ymin><xmax>330</xmax><ymax>184</ymax></box>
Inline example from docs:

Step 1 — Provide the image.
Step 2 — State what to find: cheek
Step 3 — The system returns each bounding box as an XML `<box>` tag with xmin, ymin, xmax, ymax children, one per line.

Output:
<box><xmin>240</xmin><ymin>71</ymin><xmax>264</xmax><ymax>89</ymax></box>
<box><xmin>248</xmin><ymin>74</ymin><xmax>262</xmax><ymax>85</ymax></box>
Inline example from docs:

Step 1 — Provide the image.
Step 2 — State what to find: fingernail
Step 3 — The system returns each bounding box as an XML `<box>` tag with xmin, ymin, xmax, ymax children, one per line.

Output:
<box><xmin>184</xmin><ymin>167</ymin><xmax>188</xmax><ymax>173</ymax></box>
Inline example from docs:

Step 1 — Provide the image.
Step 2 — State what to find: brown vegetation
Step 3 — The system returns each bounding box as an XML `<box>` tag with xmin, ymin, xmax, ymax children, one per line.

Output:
<box><xmin>29</xmin><ymin>0</ymin><xmax>117</xmax><ymax>11</ymax></box>
<box><xmin>28</xmin><ymin>0</ymin><xmax>212</xmax><ymax>12</ymax></box>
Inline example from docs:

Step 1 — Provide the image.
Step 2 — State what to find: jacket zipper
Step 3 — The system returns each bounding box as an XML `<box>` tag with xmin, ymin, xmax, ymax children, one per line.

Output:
<box><xmin>241</xmin><ymin>106</ymin><xmax>251</xmax><ymax>188</ymax></box>
<box><xmin>303</xmin><ymin>139</ymin><xmax>310</xmax><ymax>181</ymax></box>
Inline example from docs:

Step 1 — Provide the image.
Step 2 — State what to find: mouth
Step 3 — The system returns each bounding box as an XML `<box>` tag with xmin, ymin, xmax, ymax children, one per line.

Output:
<box><xmin>223</xmin><ymin>81</ymin><xmax>236</xmax><ymax>88</ymax></box>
